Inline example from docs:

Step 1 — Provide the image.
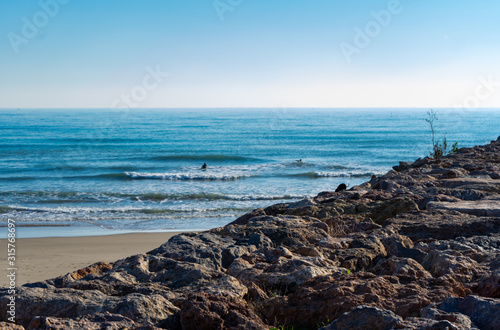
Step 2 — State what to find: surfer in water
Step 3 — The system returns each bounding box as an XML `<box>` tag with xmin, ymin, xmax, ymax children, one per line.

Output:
<box><xmin>201</xmin><ymin>163</ymin><xmax>207</xmax><ymax>170</ymax></box>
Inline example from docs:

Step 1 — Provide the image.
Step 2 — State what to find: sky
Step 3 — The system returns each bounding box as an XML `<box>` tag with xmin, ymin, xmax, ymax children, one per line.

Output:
<box><xmin>0</xmin><ymin>0</ymin><xmax>499</xmax><ymax>109</ymax></box>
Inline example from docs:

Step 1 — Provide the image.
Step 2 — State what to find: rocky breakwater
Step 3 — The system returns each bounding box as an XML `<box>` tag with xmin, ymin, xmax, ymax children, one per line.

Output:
<box><xmin>2</xmin><ymin>137</ymin><xmax>500</xmax><ymax>329</ymax></box>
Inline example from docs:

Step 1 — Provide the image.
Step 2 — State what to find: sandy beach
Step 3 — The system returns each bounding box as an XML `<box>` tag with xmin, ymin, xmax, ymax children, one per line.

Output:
<box><xmin>1</xmin><ymin>232</ymin><xmax>185</xmax><ymax>286</ymax></box>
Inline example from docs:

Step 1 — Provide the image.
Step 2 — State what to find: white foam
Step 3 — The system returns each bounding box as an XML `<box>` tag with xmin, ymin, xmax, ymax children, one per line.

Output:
<box><xmin>125</xmin><ymin>171</ymin><xmax>250</xmax><ymax>181</ymax></box>
<box><xmin>313</xmin><ymin>171</ymin><xmax>384</xmax><ymax>178</ymax></box>
<box><xmin>224</xmin><ymin>194</ymin><xmax>306</xmax><ymax>201</ymax></box>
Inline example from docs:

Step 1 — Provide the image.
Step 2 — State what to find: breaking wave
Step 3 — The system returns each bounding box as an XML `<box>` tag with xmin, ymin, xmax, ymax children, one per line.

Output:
<box><xmin>287</xmin><ymin>171</ymin><xmax>381</xmax><ymax>179</ymax></box>
<box><xmin>125</xmin><ymin>171</ymin><xmax>251</xmax><ymax>181</ymax></box>
<box><xmin>151</xmin><ymin>154</ymin><xmax>262</xmax><ymax>162</ymax></box>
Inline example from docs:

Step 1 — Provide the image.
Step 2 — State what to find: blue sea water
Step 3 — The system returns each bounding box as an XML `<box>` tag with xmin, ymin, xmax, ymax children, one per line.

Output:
<box><xmin>1</xmin><ymin>108</ymin><xmax>499</xmax><ymax>238</ymax></box>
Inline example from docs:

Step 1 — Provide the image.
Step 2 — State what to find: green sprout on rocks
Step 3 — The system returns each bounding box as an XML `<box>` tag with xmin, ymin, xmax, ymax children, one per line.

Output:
<box><xmin>450</xmin><ymin>141</ymin><xmax>460</xmax><ymax>154</ymax></box>
<box><xmin>270</xmin><ymin>326</ymin><xmax>294</xmax><ymax>330</ymax></box>
<box><xmin>424</xmin><ymin>109</ymin><xmax>459</xmax><ymax>159</ymax></box>
<box><xmin>316</xmin><ymin>317</ymin><xmax>331</xmax><ymax>328</ymax></box>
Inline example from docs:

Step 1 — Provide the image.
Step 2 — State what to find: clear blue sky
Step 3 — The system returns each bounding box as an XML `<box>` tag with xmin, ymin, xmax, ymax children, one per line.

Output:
<box><xmin>1</xmin><ymin>0</ymin><xmax>499</xmax><ymax>108</ymax></box>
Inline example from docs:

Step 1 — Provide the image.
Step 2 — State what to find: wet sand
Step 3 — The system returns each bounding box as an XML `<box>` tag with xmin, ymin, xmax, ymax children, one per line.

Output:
<box><xmin>1</xmin><ymin>232</ymin><xmax>185</xmax><ymax>286</ymax></box>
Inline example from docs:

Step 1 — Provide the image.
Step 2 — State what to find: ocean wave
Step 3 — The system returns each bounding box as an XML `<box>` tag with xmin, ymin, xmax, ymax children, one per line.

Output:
<box><xmin>36</xmin><ymin>199</ymin><xmax>97</xmax><ymax>204</ymax></box>
<box><xmin>133</xmin><ymin>192</ymin><xmax>305</xmax><ymax>201</ymax></box>
<box><xmin>151</xmin><ymin>154</ymin><xmax>262</xmax><ymax>162</ymax></box>
<box><xmin>0</xmin><ymin>191</ymin><xmax>305</xmax><ymax>203</ymax></box>
<box><xmin>0</xmin><ymin>206</ymin><xmax>48</xmax><ymax>213</ymax></box>
<box><xmin>288</xmin><ymin>171</ymin><xmax>381</xmax><ymax>179</ymax></box>
<box><xmin>51</xmin><ymin>165</ymin><xmax>139</xmax><ymax>172</ymax></box>
<box><xmin>0</xmin><ymin>205</ymin><xmax>252</xmax><ymax>220</ymax></box>
<box><xmin>66</xmin><ymin>173</ymin><xmax>130</xmax><ymax>180</ymax></box>
<box><xmin>325</xmin><ymin>164</ymin><xmax>356</xmax><ymax>170</ymax></box>
<box><xmin>137</xmin><ymin>206</ymin><xmax>251</xmax><ymax>215</ymax></box>
<box><xmin>285</xmin><ymin>160</ymin><xmax>314</xmax><ymax>167</ymax></box>
<box><xmin>0</xmin><ymin>191</ymin><xmax>99</xmax><ymax>198</ymax></box>
<box><xmin>0</xmin><ymin>176</ymin><xmax>37</xmax><ymax>181</ymax></box>
<box><xmin>125</xmin><ymin>171</ymin><xmax>250</xmax><ymax>181</ymax></box>
<box><xmin>47</xmin><ymin>137</ymin><xmax>151</xmax><ymax>143</ymax></box>
<box><xmin>0</xmin><ymin>206</ymin><xmax>13</xmax><ymax>213</ymax></box>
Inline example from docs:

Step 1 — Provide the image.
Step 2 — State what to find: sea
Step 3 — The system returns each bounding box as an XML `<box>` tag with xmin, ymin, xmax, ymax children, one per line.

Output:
<box><xmin>1</xmin><ymin>108</ymin><xmax>499</xmax><ymax>238</ymax></box>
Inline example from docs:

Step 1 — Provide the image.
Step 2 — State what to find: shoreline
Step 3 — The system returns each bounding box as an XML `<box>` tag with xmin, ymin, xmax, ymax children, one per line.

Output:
<box><xmin>0</xmin><ymin>224</ymin><xmax>206</xmax><ymax>239</ymax></box>
<box><xmin>0</xmin><ymin>231</ymin><xmax>187</xmax><ymax>286</ymax></box>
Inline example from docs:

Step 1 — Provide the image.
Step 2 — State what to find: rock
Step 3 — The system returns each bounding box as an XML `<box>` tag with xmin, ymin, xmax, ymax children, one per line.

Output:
<box><xmin>179</xmin><ymin>293</ymin><xmax>268</xmax><ymax>330</ymax></box>
<box><xmin>393</xmin><ymin>161</ymin><xmax>411</xmax><ymax>172</ymax></box>
<box><xmin>240</xmin><ymin>215</ymin><xmax>331</xmax><ymax>248</ymax></box>
<box><xmin>370</xmin><ymin>197</ymin><xmax>419</xmax><ymax>224</ymax></box>
<box><xmin>109</xmin><ymin>293</ymin><xmax>180</xmax><ymax>325</ymax></box>
<box><xmin>293</xmin><ymin>246</ymin><xmax>323</xmax><ymax>258</ymax></box>
<box><xmin>440</xmin><ymin>178</ymin><xmax>500</xmax><ymax>190</ymax></box>
<box><xmin>477</xmin><ymin>271</ymin><xmax>500</xmax><ymax>298</ymax></box>
<box><xmin>228</xmin><ymin>254</ymin><xmax>346</xmax><ymax>290</ymax></box>
<box><xmin>363</xmin><ymin>190</ymin><xmax>394</xmax><ymax>201</ymax></box>
<box><xmin>320</xmin><ymin>305</ymin><xmax>402</xmax><ymax>330</ymax></box>
<box><xmin>0</xmin><ymin>322</ymin><xmax>24</xmax><ymax>329</ymax></box>
<box><xmin>68</xmin><ymin>261</ymin><xmax>113</xmax><ymax>281</ymax></box>
<box><xmin>247</xmin><ymin>233</ymin><xmax>274</xmax><ymax>249</ymax></box>
<box><xmin>427</xmin><ymin>199</ymin><xmax>500</xmax><ymax>217</ymax></box>
<box><xmin>0</xmin><ymin>287</ymin><xmax>179</xmax><ymax>329</ymax></box>
<box><xmin>287</xmin><ymin>198</ymin><xmax>317</xmax><ymax>209</ymax></box>
<box><xmin>0</xmin><ymin>288</ymin><xmax>107</xmax><ymax>328</ymax></box>
<box><xmin>230</xmin><ymin>208</ymin><xmax>266</xmax><ymax>225</ymax></box>
<box><xmin>265</xmin><ymin>272</ymin><xmax>465</xmax><ymax>329</ymax></box>
<box><xmin>51</xmin><ymin>261</ymin><xmax>113</xmax><ymax>287</ymax></box>
<box><xmin>386</xmin><ymin>210</ymin><xmax>500</xmax><ymax>241</ymax></box>
<box><xmin>421</xmin><ymin>249</ymin><xmax>480</xmax><ymax>280</ymax></box>
<box><xmin>320</xmin><ymin>304</ymin><xmax>477</xmax><ymax>329</ymax></box>
<box><xmin>267</xmin><ymin>246</ymin><xmax>293</xmax><ymax>260</ymax></box>
<box><xmin>446</xmin><ymin>168</ymin><xmax>467</xmax><ymax>178</ymax></box>
<box><xmin>437</xmin><ymin>295</ymin><xmax>500</xmax><ymax>330</ymax></box>
<box><xmin>150</xmin><ymin>232</ymin><xmax>255</xmax><ymax>271</ymax></box>
<box><xmin>380</xmin><ymin>234</ymin><xmax>426</xmax><ymax>261</ymax></box>
<box><xmin>27</xmin><ymin>312</ymin><xmax>153</xmax><ymax>330</ymax></box>
<box><xmin>263</xmin><ymin>203</ymin><xmax>289</xmax><ymax>216</ymax></box>
<box><xmin>371</xmin><ymin>256</ymin><xmax>431</xmax><ymax>279</ymax></box>
<box><xmin>420</xmin><ymin>307</ymin><xmax>477</xmax><ymax>329</ymax></box>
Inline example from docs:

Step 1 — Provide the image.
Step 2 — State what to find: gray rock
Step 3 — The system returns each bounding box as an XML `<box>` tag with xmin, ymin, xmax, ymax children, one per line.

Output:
<box><xmin>320</xmin><ymin>305</ymin><xmax>402</xmax><ymax>330</ymax></box>
<box><xmin>437</xmin><ymin>295</ymin><xmax>500</xmax><ymax>330</ymax></box>
<box><xmin>0</xmin><ymin>287</ymin><xmax>179</xmax><ymax>329</ymax></box>
<box><xmin>427</xmin><ymin>199</ymin><xmax>500</xmax><ymax>217</ymax></box>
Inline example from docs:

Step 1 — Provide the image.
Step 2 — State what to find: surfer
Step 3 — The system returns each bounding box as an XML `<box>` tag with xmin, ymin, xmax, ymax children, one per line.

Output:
<box><xmin>201</xmin><ymin>163</ymin><xmax>207</xmax><ymax>170</ymax></box>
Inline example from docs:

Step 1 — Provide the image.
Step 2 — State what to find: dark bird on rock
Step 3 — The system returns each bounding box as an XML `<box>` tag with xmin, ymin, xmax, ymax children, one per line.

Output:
<box><xmin>335</xmin><ymin>183</ymin><xmax>347</xmax><ymax>192</ymax></box>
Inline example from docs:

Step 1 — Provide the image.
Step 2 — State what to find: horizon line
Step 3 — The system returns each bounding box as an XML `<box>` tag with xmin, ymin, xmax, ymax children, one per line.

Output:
<box><xmin>1</xmin><ymin>107</ymin><xmax>499</xmax><ymax>110</ymax></box>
